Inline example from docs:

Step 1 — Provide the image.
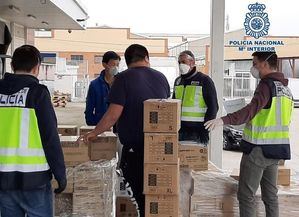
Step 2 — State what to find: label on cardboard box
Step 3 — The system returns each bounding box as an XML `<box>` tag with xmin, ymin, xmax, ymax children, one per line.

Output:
<box><xmin>60</xmin><ymin>136</ymin><xmax>89</xmax><ymax>166</ymax></box>
<box><xmin>145</xmin><ymin>195</ymin><xmax>179</xmax><ymax>217</ymax></box>
<box><xmin>144</xmin><ymin>133</ymin><xmax>178</xmax><ymax>164</ymax></box>
<box><xmin>179</xmin><ymin>143</ymin><xmax>208</xmax><ymax>171</ymax></box>
<box><xmin>58</xmin><ymin>125</ymin><xmax>78</xmax><ymax>136</ymax></box>
<box><xmin>89</xmin><ymin>132</ymin><xmax>117</xmax><ymax>161</ymax></box>
<box><xmin>144</xmin><ymin>161</ymin><xmax>179</xmax><ymax>195</ymax></box>
<box><xmin>144</xmin><ymin>99</ymin><xmax>181</xmax><ymax>133</ymax></box>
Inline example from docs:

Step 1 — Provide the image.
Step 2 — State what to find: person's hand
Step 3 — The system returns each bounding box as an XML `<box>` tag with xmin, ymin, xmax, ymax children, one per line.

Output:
<box><xmin>204</xmin><ymin>118</ymin><xmax>224</xmax><ymax>131</ymax></box>
<box><xmin>54</xmin><ymin>178</ymin><xmax>67</xmax><ymax>194</ymax></box>
<box><xmin>77</xmin><ymin>131</ymin><xmax>98</xmax><ymax>144</ymax></box>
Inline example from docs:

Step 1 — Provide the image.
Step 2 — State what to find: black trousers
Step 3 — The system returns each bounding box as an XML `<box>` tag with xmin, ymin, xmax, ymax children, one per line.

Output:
<box><xmin>120</xmin><ymin>148</ymin><xmax>145</xmax><ymax>217</ymax></box>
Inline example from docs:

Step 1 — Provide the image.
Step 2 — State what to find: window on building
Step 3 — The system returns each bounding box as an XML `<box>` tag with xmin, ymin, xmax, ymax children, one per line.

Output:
<box><xmin>94</xmin><ymin>55</ymin><xmax>103</xmax><ymax>64</ymax></box>
<box><xmin>281</xmin><ymin>59</ymin><xmax>293</xmax><ymax>78</ymax></box>
<box><xmin>71</xmin><ymin>55</ymin><xmax>84</xmax><ymax>63</ymax></box>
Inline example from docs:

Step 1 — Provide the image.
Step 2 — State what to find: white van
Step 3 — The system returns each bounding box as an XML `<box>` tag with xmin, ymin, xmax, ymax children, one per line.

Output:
<box><xmin>288</xmin><ymin>78</ymin><xmax>299</xmax><ymax>107</ymax></box>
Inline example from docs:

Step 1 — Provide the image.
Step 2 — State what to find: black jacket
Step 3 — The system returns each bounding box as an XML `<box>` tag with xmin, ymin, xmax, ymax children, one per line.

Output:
<box><xmin>173</xmin><ymin>68</ymin><xmax>219</xmax><ymax>143</ymax></box>
<box><xmin>0</xmin><ymin>73</ymin><xmax>66</xmax><ymax>190</ymax></box>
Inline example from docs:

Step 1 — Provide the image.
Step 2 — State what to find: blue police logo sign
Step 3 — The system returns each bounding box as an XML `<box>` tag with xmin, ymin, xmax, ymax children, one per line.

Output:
<box><xmin>244</xmin><ymin>2</ymin><xmax>270</xmax><ymax>39</ymax></box>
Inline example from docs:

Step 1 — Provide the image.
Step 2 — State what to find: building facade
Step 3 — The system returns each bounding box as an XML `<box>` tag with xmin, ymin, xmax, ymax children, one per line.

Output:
<box><xmin>35</xmin><ymin>27</ymin><xmax>169</xmax><ymax>78</ymax></box>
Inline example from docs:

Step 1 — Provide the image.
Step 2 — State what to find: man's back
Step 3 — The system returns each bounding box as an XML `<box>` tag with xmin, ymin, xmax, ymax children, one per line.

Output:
<box><xmin>109</xmin><ymin>66</ymin><xmax>170</xmax><ymax>152</ymax></box>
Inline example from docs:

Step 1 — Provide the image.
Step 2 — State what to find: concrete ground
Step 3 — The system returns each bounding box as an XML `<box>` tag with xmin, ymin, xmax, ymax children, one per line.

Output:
<box><xmin>55</xmin><ymin>103</ymin><xmax>299</xmax><ymax>175</ymax></box>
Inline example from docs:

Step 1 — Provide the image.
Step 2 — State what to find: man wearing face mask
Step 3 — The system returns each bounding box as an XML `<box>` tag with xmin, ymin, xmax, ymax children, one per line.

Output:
<box><xmin>173</xmin><ymin>50</ymin><xmax>219</xmax><ymax>144</ymax></box>
<box><xmin>79</xmin><ymin>44</ymin><xmax>170</xmax><ymax>216</ymax></box>
<box><xmin>85</xmin><ymin>51</ymin><xmax>121</xmax><ymax>126</ymax></box>
<box><xmin>205</xmin><ymin>52</ymin><xmax>294</xmax><ymax>217</ymax></box>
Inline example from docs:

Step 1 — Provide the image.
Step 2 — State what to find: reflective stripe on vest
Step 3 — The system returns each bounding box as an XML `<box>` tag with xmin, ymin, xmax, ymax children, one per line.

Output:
<box><xmin>0</xmin><ymin>107</ymin><xmax>49</xmax><ymax>172</ymax></box>
<box><xmin>175</xmin><ymin>85</ymin><xmax>207</xmax><ymax>122</ymax></box>
<box><xmin>243</xmin><ymin>81</ymin><xmax>293</xmax><ymax>146</ymax></box>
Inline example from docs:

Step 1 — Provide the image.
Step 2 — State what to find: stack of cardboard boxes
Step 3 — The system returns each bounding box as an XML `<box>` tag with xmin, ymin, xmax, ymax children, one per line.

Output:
<box><xmin>143</xmin><ymin>99</ymin><xmax>181</xmax><ymax>217</ymax></box>
<box><xmin>54</xmin><ymin>132</ymin><xmax>118</xmax><ymax>216</ymax></box>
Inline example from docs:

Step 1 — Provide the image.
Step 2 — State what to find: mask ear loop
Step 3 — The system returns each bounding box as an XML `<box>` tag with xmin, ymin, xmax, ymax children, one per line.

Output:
<box><xmin>265</xmin><ymin>53</ymin><xmax>275</xmax><ymax>62</ymax></box>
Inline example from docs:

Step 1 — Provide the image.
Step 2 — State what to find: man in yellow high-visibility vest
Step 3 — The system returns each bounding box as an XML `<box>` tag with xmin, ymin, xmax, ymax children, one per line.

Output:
<box><xmin>0</xmin><ymin>45</ymin><xmax>66</xmax><ymax>217</ymax></box>
<box><xmin>173</xmin><ymin>50</ymin><xmax>219</xmax><ymax>144</ymax></box>
<box><xmin>205</xmin><ymin>51</ymin><xmax>294</xmax><ymax>217</ymax></box>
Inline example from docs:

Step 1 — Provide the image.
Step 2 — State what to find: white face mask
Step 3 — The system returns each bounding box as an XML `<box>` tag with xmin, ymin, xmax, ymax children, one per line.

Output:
<box><xmin>250</xmin><ymin>66</ymin><xmax>260</xmax><ymax>79</ymax></box>
<box><xmin>110</xmin><ymin>66</ymin><xmax>119</xmax><ymax>76</ymax></box>
<box><xmin>179</xmin><ymin>64</ymin><xmax>190</xmax><ymax>75</ymax></box>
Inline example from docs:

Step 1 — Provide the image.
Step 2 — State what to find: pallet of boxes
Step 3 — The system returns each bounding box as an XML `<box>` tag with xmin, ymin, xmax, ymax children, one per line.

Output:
<box><xmin>54</xmin><ymin>125</ymin><xmax>118</xmax><ymax>217</ymax></box>
<box><xmin>143</xmin><ymin>99</ymin><xmax>181</xmax><ymax>217</ymax></box>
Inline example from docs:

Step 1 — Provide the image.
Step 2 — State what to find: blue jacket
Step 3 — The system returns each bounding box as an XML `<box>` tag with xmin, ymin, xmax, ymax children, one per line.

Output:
<box><xmin>85</xmin><ymin>70</ymin><xmax>110</xmax><ymax>126</ymax></box>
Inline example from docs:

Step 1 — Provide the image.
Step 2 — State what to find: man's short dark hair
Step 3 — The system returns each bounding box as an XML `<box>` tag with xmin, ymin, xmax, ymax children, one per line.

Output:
<box><xmin>124</xmin><ymin>44</ymin><xmax>149</xmax><ymax>66</ymax></box>
<box><xmin>252</xmin><ymin>51</ymin><xmax>278</xmax><ymax>69</ymax></box>
<box><xmin>179</xmin><ymin>50</ymin><xmax>195</xmax><ymax>60</ymax></box>
<box><xmin>11</xmin><ymin>45</ymin><xmax>41</xmax><ymax>72</ymax></box>
<box><xmin>102</xmin><ymin>51</ymin><xmax>121</xmax><ymax>64</ymax></box>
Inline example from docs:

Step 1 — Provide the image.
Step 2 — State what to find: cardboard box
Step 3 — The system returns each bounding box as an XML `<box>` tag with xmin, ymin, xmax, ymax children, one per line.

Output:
<box><xmin>73</xmin><ymin>193</ymin><xmax>112</xmax><ymax>216</ymax></box>
<box><xmin>54</xmin><ymin>193</ymin><xmax>73</xmax><ymax>216</ymax></box>
<box><xmin>88</xmin><ymin>132</ymin><xmax>117</xmax><ymax>161</ymax></box>
<box><xmin>278</xmin><ymin>166</ymin><xmax>291</xmax><ymax>186</ymax></box>
<box><xmin>144</xmin><ymin>161</ymin><xmax>179</xmax><ymax>195</ymax></box>
<box><xmin>79</xmin><ymin>125</ymin><xmax>95</xmax><ymax>135</ymax></box>
<box><xmin>230</xmin><ymin>168</ymin><xmax>240</xmax><ymax>181</ymax></box>
<box><xmin>190</xmin><ymin>195</ymin><xmax>239</xmax><ymax>216</ymax></box>
<box><xmin>144</xmin><ymin>99</ymin><xmax>181</xmax><ymax>133</ymax></box>
<box><xmin>179</xmin><ymin>143</ymin><xmax>208</xmax><ymax>171</ymax></box>
<box><xmin>145</xmin><ymin>195</ymin><xmax>179</xmax><ymax>217</ymax></box>
<box><xmin>230</xmin><ymin>166</ymin><xmax>291</xmax><ymax>186</ymax></box>
<box><xmin>58</xmin><ymin>125</ymin><xmax>78</xmax><ymax>136</ymax></box>
<box><xmin>116</xmin><ymin>196</ymin><xmax>138</xmax><ymax>217</ymax></box>
<box><xmin>60</xmin><ymin>136</ymin><xmax>89</xmax><ymax>166</ymax></box>
<box><xmin>52</xmin><ymin>167</ymin><xmax>74</xmax><ymax>193</ymax></box>
<box><xmin>144</xmin><ymin>133</ymin><xmax>179</xmax><ymax>164</ymax></box>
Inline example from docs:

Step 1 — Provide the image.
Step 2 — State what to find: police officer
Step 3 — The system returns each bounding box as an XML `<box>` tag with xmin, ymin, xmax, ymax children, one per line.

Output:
<box><xmin>173</xmin><ymin>50</ymin><xmax>218</xmax><ymax>144</ymax></box>
<box><xmin>205</xmin><ymin>51</ymin><xmax>294</xmax><ymax>217</ymax></box>
<box><xmin>0</xmin><ymin>45</ymin><xmax>66</xmax><ymax>217</ymax></box>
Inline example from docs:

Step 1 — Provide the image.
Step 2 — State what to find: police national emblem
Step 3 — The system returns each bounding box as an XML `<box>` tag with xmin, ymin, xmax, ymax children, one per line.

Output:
<box><xmin>244</xmin><ymin>2</ymin><xmax>270</xmax><ymax>39</ymax></box>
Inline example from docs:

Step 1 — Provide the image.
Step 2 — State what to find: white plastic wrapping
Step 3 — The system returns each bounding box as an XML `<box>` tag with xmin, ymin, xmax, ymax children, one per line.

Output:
<box><xmin>189</xmin><ymin>162</ymin><xmax>299</xmax><ymax>217</ymax></box>
<box><xmin>55</xmin><ymin>158</ymin><xmax>117</xmax><ymax>217</ymax></box>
